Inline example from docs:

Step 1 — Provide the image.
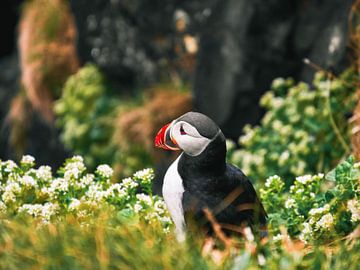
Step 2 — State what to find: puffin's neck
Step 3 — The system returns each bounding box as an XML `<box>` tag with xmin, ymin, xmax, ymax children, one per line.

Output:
<box><xmin>178</xmin><ymin>132</ymin><xmax>226</xmax><ymax>179</ymax></box>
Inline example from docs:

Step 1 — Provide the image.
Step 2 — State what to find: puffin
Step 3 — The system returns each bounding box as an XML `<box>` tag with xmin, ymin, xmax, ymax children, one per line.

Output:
<box><xmin>155</xmin><ymin>112</ymin><xmax>267</xmax><ymax>241</ymax></box>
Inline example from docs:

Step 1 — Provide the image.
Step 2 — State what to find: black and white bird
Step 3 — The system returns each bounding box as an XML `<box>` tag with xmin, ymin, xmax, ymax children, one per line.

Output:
<box><xmin>155</xmin><ymin>112</ymin><xmax>267</xmax><ymax>241</ymax></box>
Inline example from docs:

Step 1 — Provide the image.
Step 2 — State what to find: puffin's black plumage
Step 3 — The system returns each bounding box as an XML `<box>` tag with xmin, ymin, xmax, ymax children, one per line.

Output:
<box><xmin>178</xmin><ymin>126</ymin><xmax>267</xmax><ymax>234</ymax></box>
<box><xmin>156</xmin><ymin>112</ymin><xmax>267</xmax><ymax>237</ymax></box>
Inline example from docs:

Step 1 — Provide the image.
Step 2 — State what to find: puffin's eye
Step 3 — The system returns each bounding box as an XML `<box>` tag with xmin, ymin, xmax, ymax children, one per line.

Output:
<box><xmin>180</xmin><ymin>125</ymin><xmax>187</xmax><ymax>135</ymax></box>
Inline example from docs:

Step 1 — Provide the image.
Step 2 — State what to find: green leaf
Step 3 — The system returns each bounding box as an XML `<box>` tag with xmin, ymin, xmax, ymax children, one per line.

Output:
<box><xmin>325</xmin><ymin>168</ymin><xmax>336</xmax><ymax>181</ymax></box>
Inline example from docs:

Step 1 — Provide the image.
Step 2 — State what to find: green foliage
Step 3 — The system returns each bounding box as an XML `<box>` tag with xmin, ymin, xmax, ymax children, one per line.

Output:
<box><xmin>55</xmin><ymin>64</ymin><xmax>153</xmax><ymax>176</ymax></box>
<box><xmin>55</xmin><ymin>64</ymin><xmax>119</xmax><ymax>169</ymax></box>
<box><xmin>261</xmin><ymin>156</ymin><xmax>360</xmax><ymax>243</ymax></box>
<box><xmin>228</xmin><ymin>70</ymin><xmax>358</xmax><ymax>185</ymax></box>
<box><xmin>0</xmin><ymin>155</ymin><xmax>359</xmax><ymax>269</ymax></box>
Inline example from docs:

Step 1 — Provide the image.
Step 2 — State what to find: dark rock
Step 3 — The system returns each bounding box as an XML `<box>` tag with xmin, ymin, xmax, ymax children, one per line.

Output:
<box><xmin>69</xmin><ymin>0</ymin><xmax>218</xmax><ymax>89</ymax></box>
<box><xmin>0</xmin><ymin>53</ymin><xmax>20</xmax><ymax>161</ymax></box>
<box><xmin>193</xmin><ymin>0</ymin><xmax>354</xmax><ymax>140</ymax></box>
<box><xmin>0</xmin><ymin>53</ymin><xmax>69</xmax><ymax>169</ymax></box>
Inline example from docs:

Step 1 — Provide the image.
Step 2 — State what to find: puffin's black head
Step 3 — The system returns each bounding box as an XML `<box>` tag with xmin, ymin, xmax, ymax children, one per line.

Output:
<box><xmin>155</xmin><ymin>112</ymin><xmax>222</xmax><ymax>156</ymax></box>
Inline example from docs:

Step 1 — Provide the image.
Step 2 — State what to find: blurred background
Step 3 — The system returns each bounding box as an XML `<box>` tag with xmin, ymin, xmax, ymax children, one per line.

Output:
<box><xmin>0</xmin><ymin>0</ymin><xmax>359</xmax><ymax>192</ymax></box>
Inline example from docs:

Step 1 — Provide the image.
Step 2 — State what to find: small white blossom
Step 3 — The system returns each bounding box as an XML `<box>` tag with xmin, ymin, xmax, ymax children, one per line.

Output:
<box><xmin>136</xmin><ymin>193</ymin><xmax>152</xmax><ymax>206</ymax></box>
<box><xmin>273</xmin><ymin>233</ymin><xmax>290</xmax><ymax>242</ymax></box>
<box><xmin>122</xmin><ymin>177</ymin><xmax>138</xmax><ymax>189</ymax></box>
<box><xmin>78</xmin><ymin>174</ymin><xmax>95</xmax><ymax>188</ymax></box>
<box><xmin>36</xmin><ymin>166</ymin><xmax>52</xmax><ymax>181</ymax></box>
<box><xmin>154</xmin><ymin>200</ymin><xmax>167</xmax><ymax>215</ymax></box>
<box><xmin>265</xmin><ymin>175</ymin><xmax>281</xmax><ymax>188</ymax></box>
<box><xmin>21</xmin><ymin>155</ymin><xmax>35</xmax><ymax>166</ymax></box>
<box><xmin>133</xmin><ymin>203</ymin><xmax>143</xmax><ymax>213</ymax></box>
<box><xmin>278</xmin><ymin>151</ymin><xmax>290</xmax><ymax>166</ymax></box>
<box><xmin>86</xmin><ymin>184</ymin><xmax>107</xmax><ymax>202</ymax></box>
<box><xmin>20</xmin><ymin>175</ymin><xmax>37</xmax><ymax>189</ymax></box>
<box><xmin>106</xmin><ymin>184</ymin><xmax>127</xmax><ymax>199</ymax></box>
<box><xmin>309</xmin><ymin>204</ymin><xmax>330</xmax><ymax>216</ymax></box>
<box><xmin>299</xmin><ymin>222</ymin><xmax>312</xmax><ymax>243</ymax></box>
<box><xmin>285</xmin><ymin>198</ymin><xmax>296</xmax><ymax>209</ymax></box>
<box><xmin>2</xmin><ymin>182</ymin><xmax>21</xmax><ymax>203</ymax></box>
<box><xmin>18</xmin><ymin>202</ymin><xmax>59</xmax><ymax>222</ymax></box>
<box><xmin>64</xmin><ymin>159</ymin><xmax>85</xmax><ymax>180</ymax></box>
<box><xmin>316</xmin><ymin>213</ymin><xmax>334</xmax><ymax>230</ymax></box>
<box><xmin>4</xmin><ymin>160</ymin><xmax>17</xmax><ymax>172</ymax></box>
<box><xmin>50</xmin><ymin>178</ymin><xmax>69</xmax><ymax>192</ymax></box>
<box><xmin>133</xmin><ymin>168</ymin><xmax>153</xmax><ymax>184</ymax></box>
<box><xmin>96</xmin><ymin>164</ymin><xmax>113</xmax><ymax>178</ymax></box>
<box><xmin>296</xmin><ymin>175</ymin><xmax>312</xmax><ymax>185</ymax></box>
<box><xmin>69</xmin><ymin>199</ymin><xmax>81</xmax><ymax>211</ymax></box>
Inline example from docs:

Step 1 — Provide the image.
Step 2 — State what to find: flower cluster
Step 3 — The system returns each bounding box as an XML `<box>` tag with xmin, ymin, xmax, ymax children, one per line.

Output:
<box><xmin>227</xmin><ymin>70</ymin><xmax>358</xmax><ymax>185</ymax></box>
<box><xmin>0</xmin><ymin>155</ymin><xmax>172</xmax><ymax>230</ymax></box>
<box><xmin>261</xmin><ymin>156</ymin><xmax>360</xmax><ymax>243</ymax></box>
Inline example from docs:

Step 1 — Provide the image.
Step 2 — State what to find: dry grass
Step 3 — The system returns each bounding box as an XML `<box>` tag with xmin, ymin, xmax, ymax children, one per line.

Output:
<box><xmin>18</xmin><ymin>0</ymin><xmax>79</xmax><ymax>122</ymax></box>
<box><xmin>114</xmin><ymin>86</ymin><xmax>192</xmax><ymax>160</ymax></box>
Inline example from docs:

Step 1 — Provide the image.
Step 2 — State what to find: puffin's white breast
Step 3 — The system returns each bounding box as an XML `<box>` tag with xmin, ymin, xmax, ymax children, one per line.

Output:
<box><xmin>162</xmin><ymin>154</ymin><xmax>186</xmax><ymax>241</ymax></box>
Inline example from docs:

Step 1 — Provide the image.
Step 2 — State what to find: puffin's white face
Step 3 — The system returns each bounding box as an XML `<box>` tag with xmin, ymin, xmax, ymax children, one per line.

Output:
<box><xmin>170</xmin><ymin>121</ymin><xmax>212</xmax><ymax>156</ymax></box>
<box><xmin>155</xmin><ymin>112</ymin><xmax>221</xmax><ymax>156</ymax></box>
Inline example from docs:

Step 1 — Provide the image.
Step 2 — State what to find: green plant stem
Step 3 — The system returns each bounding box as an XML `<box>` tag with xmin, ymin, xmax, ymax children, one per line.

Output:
<box><xmin>325</xmin><ymin>78</ymin><xmax>351</xmax><ymax>155</ymax></box>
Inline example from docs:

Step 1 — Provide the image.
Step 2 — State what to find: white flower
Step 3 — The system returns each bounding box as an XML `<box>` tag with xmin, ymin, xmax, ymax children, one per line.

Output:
<box><xmin>285</xmin><ymin>198</ymin><xmax>296</xmax><ymax>209</ymax></box>
<box><xmin>265</xmin><ymin>175</ymin><xmax>281</xmax><ymax>188</ymax></box>
<box><xmin>50</xmin><ymin>178</ymin><xmax>69</xmax><ymax>192</ymax></box>
<box><xmin>64</xmin><ymin>159</ymin><xmax>86</xmax><ymax>180</ymax></box>
<box><xmin>133</xmin><ymin>168</ymin><xmax>153</xmax><ymax>184</ymax></box>
<box><xmin>2</xmin><ymin>182</ymin><xmax>21</xmax><ymax>203</ymax></box>
<box><xmin>273</xmin><ymin>233</ymin><xmax>290</xmax><ymax>242</ymax></box>
<box><xmin>18</xmin><ymin>202</ymin><xmax>59</xmax><ymax>222</ymax></box>
<box><xmin>106</xmin><ymin>184</ymin><xmax>127</xmax><ymax>199</ymax></box>
<box><xmin>36</xmin><ymin>166</ymin><xmax>52</xmax><ymax>181</ymax></box>
<box><xmin>296</xmin><ymin>175</ymin><xmax>312</xmax><ymax>185</ymax></box>
<box><xmin>20</xmin><ymin>175</ymin><xmax>37</xmax><ymax>189</ymax></box>
<box><xmin>133</xmin><ymin>203</ymin><xmax>143</xmax><ymax>213</ymax></box>
<box><xmin>86</xmin><ymin>184</ymin><xmax>107</xmax><ymax>202</ymax></box>
<box><xmin>69</xmin><ymin>199</ymin><xmax>81</xmax><ymax>211</ymax></box>
<box><xmin>40</xmin><ymin>187</ymin><xmax>56</xmax><ymax>199</ymax></box>
<box><xmin>21</xmin><ymin>155</ymin><xmax>35</xmax><ymax>166</ymax></box>
<box><xmin>76</xmin><ymin>174</ymin><xmax>95</xmax><ymax>189</ymax></box>
<box><xmin>4</xmin><ymin>160</ymin><xmax>17</xmax><ymax>172</ymax></box>
<box><xmin>347</xmin><ymin>199</ymin><xmax>360</xmax><ymax>222</ymax></box>
<box><xmin>309</xmin><ymin>204</ymin><xmax>330</xmax><ymax>216</ymax></box>
<box><xmin>299</xmin><ymin>222</ymin><xmax>312</xmax><ymax>242</ymax></box>
<box><xmin>154</xmin><ymin>200</ymin><xmax>167</xmax><ymax>215</ymax></box>
<box><xmin>96</xmin><ymin>164</ymin><xmax>113</xmax><ymax>178</ymax></box>
<box><xmin>122</xmin><ymin>177</ymin><xmax>138</xmax><ymax>189</ymax></box>
<box><xmin>316</xmin><ymin>213</ymin><xmax>334</xmax><ymax>230</ymax></box>
<box><xmin>136</xmin><ymin>194</ymin><xmax>152</xmax><ymax>206</ymax></box>
<box><xmin>278</xmin><ymin>151</ymin><xmax>290</xmax><ymax>166</ymax></box>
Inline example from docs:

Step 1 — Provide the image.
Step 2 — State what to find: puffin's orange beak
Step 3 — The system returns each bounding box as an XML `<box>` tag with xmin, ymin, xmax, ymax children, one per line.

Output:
<box><xmin>155</xmin><ymin>123</ymin><xmax>180</xmax><ymax>150</ymax></box>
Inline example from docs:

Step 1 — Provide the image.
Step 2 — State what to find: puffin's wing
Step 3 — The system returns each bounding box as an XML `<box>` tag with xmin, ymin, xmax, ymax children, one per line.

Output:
<box><xmin>223</xmin><ymin>164</ymin><xmax>267</xmax><ymax>224</ymax></box>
